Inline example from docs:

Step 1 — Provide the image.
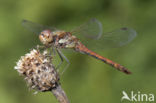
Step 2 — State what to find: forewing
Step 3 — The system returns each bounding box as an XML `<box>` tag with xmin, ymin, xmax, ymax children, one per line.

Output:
<box><xmin>71</xmin><ymin>18</ymin><xmax>103</xmax><ymax>40</ymax></box>
<box><xmin>22</xmin><ymin>20</ymin><xmax>57</xmax><ymax>34</ymax></box>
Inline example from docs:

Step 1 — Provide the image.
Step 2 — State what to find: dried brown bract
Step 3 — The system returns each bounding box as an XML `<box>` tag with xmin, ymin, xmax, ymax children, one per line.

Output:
<box><xmin>14</xmin><ymin>49</ymin><xmax>60</xmax><ymax>92</ymax></box>
<box><xmin>15</xmin><ymin>49</ymin><xmax>70</xmax><ymax>103</ymax></box>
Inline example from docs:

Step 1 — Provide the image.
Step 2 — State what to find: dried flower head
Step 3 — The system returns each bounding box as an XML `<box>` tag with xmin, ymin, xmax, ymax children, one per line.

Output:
<box><xmin>14</xmin><ymin>49</ymin><xmax>60</xmax><ymax>92</ymax></box>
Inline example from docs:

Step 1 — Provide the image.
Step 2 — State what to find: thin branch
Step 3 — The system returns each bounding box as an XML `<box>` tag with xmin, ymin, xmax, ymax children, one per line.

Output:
<box><xmin>52</xmin><ymin>85</ymin><xmax>70</xmax><ymax>103</ymax></box>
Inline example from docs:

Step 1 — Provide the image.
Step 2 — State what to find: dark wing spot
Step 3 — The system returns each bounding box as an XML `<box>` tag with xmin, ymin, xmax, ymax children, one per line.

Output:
<box><xmin>121</xmin><ymin>27</ymin><xmax>128</xmax><ymax>30</ymax></box>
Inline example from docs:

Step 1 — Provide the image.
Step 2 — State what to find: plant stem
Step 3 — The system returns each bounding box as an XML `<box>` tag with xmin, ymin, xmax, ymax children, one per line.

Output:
<box><xmin>52</xmin><ymin>85</ymin><xmax>70</xmax><ymax>103</ymax></box>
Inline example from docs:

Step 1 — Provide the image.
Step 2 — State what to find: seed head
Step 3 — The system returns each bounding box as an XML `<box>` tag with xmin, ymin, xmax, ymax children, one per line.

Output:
<box><xmin>15</xmin><ymin>49</ymin><xmax>60</xmax><ymax>92</ymax></box>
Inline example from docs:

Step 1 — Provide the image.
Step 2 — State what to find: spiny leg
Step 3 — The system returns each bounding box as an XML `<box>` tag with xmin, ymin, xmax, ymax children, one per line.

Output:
<box><xmin>43</xmin><ymin>47</ymin><xmax>63</xmax><ymax>69</ymax></box>
<box><xmin>55</xmin><ymin>48</ymin><xmax>63</xmax><ymax>69</ymax></box>
<box><xmin>36</xmin><ymin>45</ymin><xmax>46</xmax><ymax>50</ymax></box>
<box><xmin>30</xmin><ymin>45</ymin><xmax>43</xmax><ymax>51</ymax></box>
<box><xmin>56</xmin><ymin>48</ymin><xmax>70</xmax><ymax>75</ymax></box>
<box><xmin>35</xmin><ymin>45</ymin><xmax>54</xmax><ymax>60</ymax></box>
<box><xmin>51</xmin><ymin>47</ymin><xmax>56</xmax><ymax>56</ymax></box>
<box><xmin>44</xmin><ymin>48</ymin><xmax>53</xmax><ymax>60</ymax></box>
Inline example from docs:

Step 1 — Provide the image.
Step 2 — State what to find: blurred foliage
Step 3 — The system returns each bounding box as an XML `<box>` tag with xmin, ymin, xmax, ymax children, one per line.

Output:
<box><xmin>0</xmin><ymin>0</ymin><xmax>156</xmax><ymax>103</ymax></box>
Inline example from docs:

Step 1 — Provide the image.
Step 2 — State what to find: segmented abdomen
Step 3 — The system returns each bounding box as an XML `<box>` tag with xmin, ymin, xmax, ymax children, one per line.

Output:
<box><xmin>75</xmin><ymin>42</ymin><xmax>131</xmax><ymax>74</ymax></box>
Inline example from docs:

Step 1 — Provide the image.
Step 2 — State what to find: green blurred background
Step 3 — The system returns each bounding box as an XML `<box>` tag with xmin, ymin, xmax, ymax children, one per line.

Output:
<box><xmin>0</xmin><ymin>0</ymin><xmax>156</xmax><ymax>103</ymax></box>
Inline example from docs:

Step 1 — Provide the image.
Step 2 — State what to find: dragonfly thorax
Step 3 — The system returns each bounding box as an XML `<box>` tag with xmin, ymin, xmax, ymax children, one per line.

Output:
<box><xmin>39</xmin><ymin>30</ymin><xmax>53</xmax><ymax>46</ymax></box>
<box><xmin>39</xmin><ymin>30</ymin><xmax>79</xmax><ymax>49</ymax></box>
<box><xmin>54</xmin><ymin>31</ymin><xmax>79</xmax><ymax>49</ymax></box>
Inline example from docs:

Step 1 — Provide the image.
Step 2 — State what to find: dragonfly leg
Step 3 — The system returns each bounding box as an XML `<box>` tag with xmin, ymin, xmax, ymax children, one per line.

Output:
<box><xmin>32</xmin><ymin>45</ymin><xmax>46</xmax><ymax>51</ymax></box>
<box><xmin>38</xmin><ymin>45</ymin><xmax>44</xmax><ymax>49</ymax></box>
<box><xmin>56</xmin><ymin>49</ymin><xmax>63</xmax><ymax>69</ymax></box>
<box><xmin>30</xmin><ymin>45</ymin><xmax>45</xmax><ymax>53</ymax></box>
<box><xmin>56</xmin><ymin>48</ymin><xmax>70</xmax><ymax>75</ymax></box>
<box><xmin>51</xmin><ymin>47</ymin><xmax>56</xmax><ymax>56</ymax></box>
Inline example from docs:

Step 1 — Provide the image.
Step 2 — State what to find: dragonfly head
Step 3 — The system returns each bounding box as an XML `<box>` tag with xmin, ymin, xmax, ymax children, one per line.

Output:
<box><xmin>39</xmin><ymin>30</ymin><xmax>53</xmax><ymax>46</ymax></box>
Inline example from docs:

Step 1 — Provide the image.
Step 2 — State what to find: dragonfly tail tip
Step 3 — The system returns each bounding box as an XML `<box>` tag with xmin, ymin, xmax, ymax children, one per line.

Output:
<box><xmin>124</xmin><ymin>70</ymin><xmax>132</xmax><ymax>75</ymax></box>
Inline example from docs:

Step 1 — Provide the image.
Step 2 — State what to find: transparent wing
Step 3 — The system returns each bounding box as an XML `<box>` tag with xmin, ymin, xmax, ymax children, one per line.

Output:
<box><xmin>71</xmin><ymin>20</ymin><xmax>137</xmax><ymax>50</ymax></box>
<box><xmin>71</xmin><ymin>18</ymin><xmax>103</xmax><ymax>40</ymax></box>
<box><xmin>22</xmin><ymin>20</ymin><xmax>57</xmax><ymax>34</ymax></box>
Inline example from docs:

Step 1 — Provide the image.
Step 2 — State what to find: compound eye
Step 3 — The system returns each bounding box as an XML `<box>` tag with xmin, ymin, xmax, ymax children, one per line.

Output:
<box><xmin>46</xmin><ymin>33</ymin><xmax>50</xmax><ymax>38</ymax></box>
<box><xmin>39</xmin><ymin>30</ymin><xmax>53</xmax><ymax>45</ymax></box>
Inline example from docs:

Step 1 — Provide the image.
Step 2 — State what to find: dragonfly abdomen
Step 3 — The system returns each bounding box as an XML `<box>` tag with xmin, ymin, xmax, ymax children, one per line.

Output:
<box><xmin>75</xmin><ymin>42</ymin><xmax>131</xmax><ymax>74</ymax></box>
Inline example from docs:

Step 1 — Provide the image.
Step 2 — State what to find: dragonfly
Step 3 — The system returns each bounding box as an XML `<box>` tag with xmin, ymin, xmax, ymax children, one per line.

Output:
<box><xmin>22</xmin><ymin>18</ymin><xmax>137</xmax><ymax>74</ymax></box>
